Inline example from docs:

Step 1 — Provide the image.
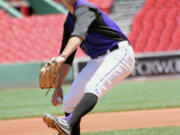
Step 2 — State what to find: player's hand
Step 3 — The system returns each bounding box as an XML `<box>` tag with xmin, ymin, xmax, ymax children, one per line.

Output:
<box><xmin>50</xmin><ymin>56</ymin><xmax>66</xmax><ymax>65</ymax></box>
<box><xmin>52</xmin><ymin>87</ymin><xmax>63</xmax><ymax>106</ymax></box>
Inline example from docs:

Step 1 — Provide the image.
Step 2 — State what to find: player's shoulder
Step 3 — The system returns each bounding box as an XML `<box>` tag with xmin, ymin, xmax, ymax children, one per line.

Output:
<box><xmin>74</xmin><ymin>3</ymin><xmax>99</xmax><ymax>17</ymax></box>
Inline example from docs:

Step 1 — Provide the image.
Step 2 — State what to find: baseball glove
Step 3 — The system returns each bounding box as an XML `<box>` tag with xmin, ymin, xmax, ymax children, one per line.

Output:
<box><xmin>39</xmin><ymin>61</ymin><xmax>60</xmax><ymax>90</ymax></box>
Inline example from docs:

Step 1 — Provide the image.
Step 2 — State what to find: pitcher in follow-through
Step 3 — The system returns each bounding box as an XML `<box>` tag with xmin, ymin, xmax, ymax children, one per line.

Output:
<box><xmin>42</xmin><ymin>0</ymin><xmax>135</xmax><ymax>134</ymax></box>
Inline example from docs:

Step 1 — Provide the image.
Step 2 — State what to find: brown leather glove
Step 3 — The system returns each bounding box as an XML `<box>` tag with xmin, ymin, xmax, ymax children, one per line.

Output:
<box><xmin>39</xmin><ymin>61</ymin><xmax>60</xmax><ymax>89</ymax></box>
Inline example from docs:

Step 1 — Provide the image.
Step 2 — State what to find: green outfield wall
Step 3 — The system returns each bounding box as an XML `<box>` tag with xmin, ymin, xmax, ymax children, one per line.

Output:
<box><xmin>28</xmin><ymin>0</ymin><xmax>67</xmax><ymax>14</ymax></box>
<box><xmin>0</xmin><ymin>62</ymin><xmax>74</xmax><ymax>88</ymax></box>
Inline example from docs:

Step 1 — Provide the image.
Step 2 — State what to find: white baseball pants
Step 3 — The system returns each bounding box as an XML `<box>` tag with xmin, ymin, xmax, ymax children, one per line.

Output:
<box><xmin>63</xmin><ymin>41</ymin><xmax>135</xmax><ymax>113</ymax></box>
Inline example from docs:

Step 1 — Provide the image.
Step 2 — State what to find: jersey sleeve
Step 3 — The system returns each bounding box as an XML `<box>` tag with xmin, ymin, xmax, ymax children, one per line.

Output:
<box><xmin>71</xmin><ymin>6</ymin><xmax>97</xmax><ymax>39</ymax></box>
<box><xmin>60</xmin><ymin>18</ymin><xmax>77</xmax><ymax>65</ymax></box>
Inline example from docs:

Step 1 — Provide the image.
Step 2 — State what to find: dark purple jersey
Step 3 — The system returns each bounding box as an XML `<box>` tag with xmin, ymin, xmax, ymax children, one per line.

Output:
<box><xmin>60</xmin><ymin>0</ymin><xmax>128</xmax><ymax>64</ymax></box>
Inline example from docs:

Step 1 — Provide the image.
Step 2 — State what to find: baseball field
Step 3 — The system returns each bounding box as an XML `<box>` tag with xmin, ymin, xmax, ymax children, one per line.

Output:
<box><xmin>1</xmin><ymin>78</ymin><xmax>180</xmax><ymax>135</ymax></box>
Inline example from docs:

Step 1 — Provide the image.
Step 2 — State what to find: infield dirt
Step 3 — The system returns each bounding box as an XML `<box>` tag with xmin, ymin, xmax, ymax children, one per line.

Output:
<box><xmin>1</xmin><ymin>108</ymin><xmax>180</xmax><ymax>135</ymax></box>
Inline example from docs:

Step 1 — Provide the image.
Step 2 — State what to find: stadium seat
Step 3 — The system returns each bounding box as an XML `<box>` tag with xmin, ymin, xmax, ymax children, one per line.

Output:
<box><xmin>0</xmin><ymin>11</ymin><xmax>88</xmax><ymax>64</ymax></box>
<box><xmin>0</xmin><ymin>9</ymin><xmax>11</xmax><ymax>19</ymax></box>
<box><xmin>0</xmin><ymin>0</ymin><xmax>115</xmax><ymax>64</ymax></box>
<box><xmin>128</xmin><ymin>0</ymin><xmax>180</xmax><ymax>53</ymax></box>
<box><xmin>0</xmin><ymin>12</ymin><xmax>67</xmax><ymax>63</ymax></box>
<box><xmin>0</xmin><ymin>0</ymin><xmax>179</xmax><ymax>64</ymax></box>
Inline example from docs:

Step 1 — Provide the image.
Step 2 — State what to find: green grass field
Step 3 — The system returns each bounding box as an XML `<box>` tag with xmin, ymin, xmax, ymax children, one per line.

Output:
<box><xmin>0</xmin><ymin>79</ymin><xmax>180</xmax><ymax>119</ymax></box>
<box><xmin>82</xmin><ymin>126</ymin><xmax>180</xmax><ymax>135</ymax></box>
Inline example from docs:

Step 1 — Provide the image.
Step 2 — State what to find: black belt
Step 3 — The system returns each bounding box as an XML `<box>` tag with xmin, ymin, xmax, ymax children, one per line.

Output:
<box><xmin>92</xmin><ymin>44</ymin><xmax>119</xmax><ymax>59</ymax></box>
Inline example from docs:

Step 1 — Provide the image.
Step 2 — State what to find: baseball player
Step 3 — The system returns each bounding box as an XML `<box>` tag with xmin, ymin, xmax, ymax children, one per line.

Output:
<box><xmin>43</xmin><ymin>0</ymin><xmax>135</xmax><ymax>134</ymax></box>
